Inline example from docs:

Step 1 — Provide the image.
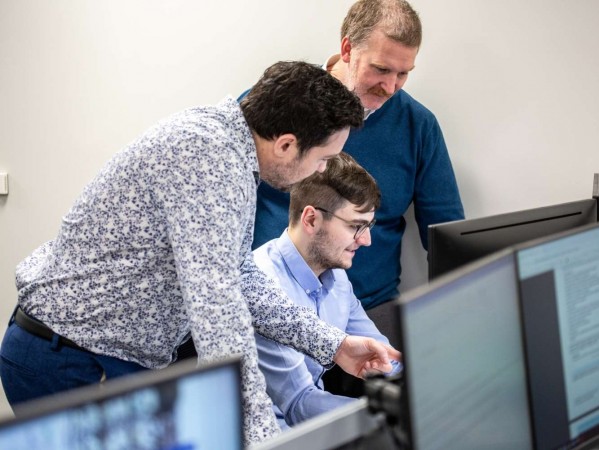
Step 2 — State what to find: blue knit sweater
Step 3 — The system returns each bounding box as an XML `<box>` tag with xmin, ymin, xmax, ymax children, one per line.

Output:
<box><xmin>250</xmin><ymin>89</ymin><xmax>464</xmax><ymax>309</ymax></box>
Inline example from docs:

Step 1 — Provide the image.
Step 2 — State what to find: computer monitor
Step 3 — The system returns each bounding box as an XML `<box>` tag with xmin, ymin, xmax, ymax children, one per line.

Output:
<box><xmin>516</xmin><ymin>223</ymin><xmax>599</xmax><ymax>450</ymax></box>
<box><xmin>428</xmin><ymin>198</ymin><xmax>598</xmax><ymax>280</ymax></box>
<box><xmin>0</xmin><ymin>356</ymin><xmax>243</xmax><ymax>450</ymax></box>
<box><xmin>397</xmin><ymin>250</ymin><xmax>533</xmax><ymax>450</ymax></box>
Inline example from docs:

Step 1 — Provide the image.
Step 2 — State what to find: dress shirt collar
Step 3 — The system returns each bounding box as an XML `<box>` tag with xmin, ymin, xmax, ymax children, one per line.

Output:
<box><xmin>275</xmin><ymin>230</ymin><xmax>336</xmax><ymax>296</ymax></box>
<box><xmin>220</xmin><ymin>96</ymin><xmax>260</xmax><ymax>177</ymax></box>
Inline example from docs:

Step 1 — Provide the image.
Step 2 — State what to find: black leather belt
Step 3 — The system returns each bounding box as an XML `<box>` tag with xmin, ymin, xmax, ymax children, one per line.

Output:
<box><xmin>14</xmin><ymin>307</ymin><xmax>84</xmax><ymax>350</ymax></box>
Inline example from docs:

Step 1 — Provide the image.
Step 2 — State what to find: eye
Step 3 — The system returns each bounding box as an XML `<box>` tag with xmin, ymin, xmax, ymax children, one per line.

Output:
<box><xmin>351</xmin><ymin>223</ymin><xmax>368</xmax><ymax>235</ymax></box>
<box><xmin>374</xmin><ymin>66</ymin><xmax>390</xmax><ymax>74</ymax></box>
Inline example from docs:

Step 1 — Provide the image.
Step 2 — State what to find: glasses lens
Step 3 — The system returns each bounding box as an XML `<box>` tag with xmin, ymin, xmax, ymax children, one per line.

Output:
<box><xmin>355</xmin><ymin>219</ymin><xmax>375</xmax><ymax>239</ymax></box>
<box><xmin>355</xmin><ymin>225</ymin><xmax>366</xmax><ymax>239</ymax></box>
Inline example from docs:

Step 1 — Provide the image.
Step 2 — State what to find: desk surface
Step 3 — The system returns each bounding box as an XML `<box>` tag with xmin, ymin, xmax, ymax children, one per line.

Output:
<box><xmin>250</xmin><ymin>398</ymin><xmax>396</xmax><ymax>450</ymax></box>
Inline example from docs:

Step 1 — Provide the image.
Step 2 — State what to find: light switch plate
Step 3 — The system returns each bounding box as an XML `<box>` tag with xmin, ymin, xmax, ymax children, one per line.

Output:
<box><xmin>0</xmin><ymin>173</ymin><xmax>8</xmax><ymax>195</ymax></box>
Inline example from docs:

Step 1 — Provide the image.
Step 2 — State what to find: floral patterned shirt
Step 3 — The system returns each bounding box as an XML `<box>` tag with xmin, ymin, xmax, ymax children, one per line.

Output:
<box><xmin>15</xmin><ymin>97</ymin><xmax>346</xmax><ymax>444</ymax></box>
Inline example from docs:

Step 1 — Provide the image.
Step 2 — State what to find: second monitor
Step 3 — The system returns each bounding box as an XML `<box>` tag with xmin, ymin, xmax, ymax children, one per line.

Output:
<box><xmin>516</xmin><ymin>223</ymin><xmax>599</xmax><ymax>450</ymax></box>
<box><xmin>428</xmin><ymin>198</ymin><xmax>598</xmax><ymax>280</ymax></box>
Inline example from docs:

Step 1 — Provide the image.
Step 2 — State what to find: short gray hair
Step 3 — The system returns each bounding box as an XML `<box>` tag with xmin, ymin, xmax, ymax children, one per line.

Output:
<box><xmin>341</xmin><ymin>0</ymin><xmax>422</xmax><ymax>48</ymax></box>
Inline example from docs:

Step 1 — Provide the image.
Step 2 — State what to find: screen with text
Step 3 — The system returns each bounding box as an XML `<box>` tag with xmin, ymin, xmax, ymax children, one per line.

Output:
<box><xmin>517</xmin><ymin>225</ymin><xmax>599</xmax><ymax>450</ymax></box>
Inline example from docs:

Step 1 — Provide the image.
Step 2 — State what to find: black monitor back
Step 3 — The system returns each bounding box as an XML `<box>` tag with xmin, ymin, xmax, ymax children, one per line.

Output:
<box><xmin>428</xmin><ymin>198</ymin><xmax>598</xmax><ymax>280</ymax></box>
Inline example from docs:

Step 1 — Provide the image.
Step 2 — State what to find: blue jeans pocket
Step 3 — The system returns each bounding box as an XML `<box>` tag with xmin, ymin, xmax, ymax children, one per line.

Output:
<box><xmin>0</xmin><ymin>354</ymin><xmax>39</xmax><ymax>378</ymax></box>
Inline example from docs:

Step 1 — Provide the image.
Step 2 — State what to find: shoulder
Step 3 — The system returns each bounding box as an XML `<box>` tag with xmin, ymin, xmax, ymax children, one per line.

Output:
<box><xmin>142</xmin><ymin>101</ymin><xmax>252</xmax><ymax>182</ymax></box>
<box><xmin>380</xmin><ymin>90</ymin><xmax>438</xmax><ymax>123</ymax></box>
<box><xmin>253</xmin><ymin>240</ymin><xmax>285</xmax><ymax>278</ymax></box>
<box><xmin>147</xmin><ymin>100</ymin><xmax>245</xmax><ymax>157</ymax></box>
<box><xmin>358</xmin><ymin>91</ymin><xmax>442</xmax><ymax>142</ymax></box>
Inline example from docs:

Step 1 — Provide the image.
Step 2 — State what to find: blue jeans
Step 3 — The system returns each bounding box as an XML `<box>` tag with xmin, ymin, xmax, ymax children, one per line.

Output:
<box><xmin>0</xmin><ymin>321</ymin><xmax>147</xmax><ymax>408</ymax></box>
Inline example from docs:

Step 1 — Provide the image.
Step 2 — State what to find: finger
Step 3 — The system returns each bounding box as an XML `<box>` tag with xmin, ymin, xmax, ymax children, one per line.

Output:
<box><xmin>368</xmin><ymin>340</ymin><xmax>390</xmax><ymax>364</ymax></box>
<box><xmin>383</xmin><ymin>344</ymin><xmax>402</xmax><ymax>361</ymax></box>
<box><xmin>360</xmin><ymin>360</ymin><xmax>378</xmax><ymax>375</ymax></box>
<box><xmin>375</xmin><ymin>361</ymin><xmax>393</xmax><ymax>373</ymax></box>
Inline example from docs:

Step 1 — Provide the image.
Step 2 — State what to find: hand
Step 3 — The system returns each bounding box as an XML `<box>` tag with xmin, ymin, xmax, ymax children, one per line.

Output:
<box><xmin>333</xmin><ymin>336</ymin><xmax>402</xmax><ymax>379</ymax></box>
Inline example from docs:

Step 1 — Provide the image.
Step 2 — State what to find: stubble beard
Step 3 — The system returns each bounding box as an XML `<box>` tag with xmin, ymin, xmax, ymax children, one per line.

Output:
<box><xmin>306</xmin><ymin>228</ymin><xmax>349</xmax><ymax>274</ymax></box>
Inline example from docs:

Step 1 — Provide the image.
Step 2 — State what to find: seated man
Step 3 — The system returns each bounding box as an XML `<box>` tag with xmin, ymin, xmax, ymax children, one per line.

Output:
<box><xmin>253</xmin><ymin>152</ymin><xmax>402</xmax><ymax>429</ymax></box>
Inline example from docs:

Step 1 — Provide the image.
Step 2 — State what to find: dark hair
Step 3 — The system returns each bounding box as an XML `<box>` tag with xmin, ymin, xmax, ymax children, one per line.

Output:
<box><xmin>289</xmin><ymin>152</ymin><xmax>381</xmax><ymax>225</ymax></box>
<box><xmin>240</xmin><ymin>61</ymin><xmax>363</xmax><ymax>156</ymax></box>
<box><xmin>341</xmin><ymin>0</ymin><xmax>422</xmax><ymax>48</ymax></box>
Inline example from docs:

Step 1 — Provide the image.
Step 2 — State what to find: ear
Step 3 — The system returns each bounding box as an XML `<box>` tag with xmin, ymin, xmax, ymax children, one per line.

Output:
<box><xmin>340</xmin><ymin>36</ymin><xmax>352</xmax><ymax>63</ymax></box>
<box><xmin>273</xmin><ymin>133</ymin><xmax>299</xmax><ymax>160</ymax></box>
<box><xmin>301</xmin><ymin>206</ymin><xmax>319</xmax><ymax>236</ymax></box>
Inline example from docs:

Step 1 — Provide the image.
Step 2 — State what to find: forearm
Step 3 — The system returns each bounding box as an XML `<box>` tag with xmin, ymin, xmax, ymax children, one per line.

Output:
<box><xmin>241</xmin><ymin>254</ymin><xmax>346</xmax><ymax>366</ymax></box>
<box><xmin>256</xmin><ymin>334</ymin><xmax>356</xmax><ymax>426</ymax></box>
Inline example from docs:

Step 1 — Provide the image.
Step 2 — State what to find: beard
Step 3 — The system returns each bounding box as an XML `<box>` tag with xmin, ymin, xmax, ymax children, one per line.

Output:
<box><xmin>263</xmin><ymin>177</ymin><xmax>293</xmax><ymax>192</ymax></box>
<box><xmin>347</xmin><ymin>68</ymin><xmax>392</xmax><ymax>108</ymax></box>
<box><xmin>260</xmin><ymin>158</ymin><xmax>300</xmax><ymax>192</ymax></box>
<box><xmin>306</xmin><ymin>228</ymin><xmax>349</xmax><ymax>273</ymax></box>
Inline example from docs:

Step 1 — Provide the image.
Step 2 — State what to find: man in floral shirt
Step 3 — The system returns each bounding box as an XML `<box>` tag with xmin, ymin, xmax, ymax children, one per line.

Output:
<box><xmin>1</xmin><ymin>61</ymin><xmax>400</xmax><ymax>445</ymax></box>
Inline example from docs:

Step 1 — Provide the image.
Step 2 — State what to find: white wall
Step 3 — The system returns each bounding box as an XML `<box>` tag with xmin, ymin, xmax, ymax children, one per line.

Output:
<box><xmin>1</xmin><ymin>0</ymin><xmax>598</xmax><ymax>418</ymax></box>
<box><xmin>400</xmin><ymin>0</ymin><xmax>599</xmax><ymax>289</ymax></box>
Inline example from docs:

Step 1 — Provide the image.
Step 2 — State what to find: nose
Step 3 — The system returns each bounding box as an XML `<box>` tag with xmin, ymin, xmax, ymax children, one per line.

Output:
<box><xmin>381</xmin><ymin>74</ymin><xmax>399</xmax><ymax>95</ymax></box>
<box><xmin>379</xmin><ymin>81</ymin><xmax>394</xmax><ymax>97</ymax></box>
<box><xmin>356</xmin><ymin>227</ymin><xmax>372</xmax><ymax>246</ymax></box>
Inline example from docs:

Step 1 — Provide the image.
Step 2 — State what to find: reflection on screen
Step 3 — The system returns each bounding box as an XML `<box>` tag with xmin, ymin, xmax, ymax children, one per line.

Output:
<box><xmin>517</xmin><ymin>225</ymin><xmax>599</xmax><ymax>450</ymax></box>
<box><xmin>401</xmin><ymin>253</ymin><xmax>532</xmax><ymax>450</ymax></box>
<box><xmin>0</xmin><ymin>362</ymin><xmax>243</xmax><ymax>450</ymax></box>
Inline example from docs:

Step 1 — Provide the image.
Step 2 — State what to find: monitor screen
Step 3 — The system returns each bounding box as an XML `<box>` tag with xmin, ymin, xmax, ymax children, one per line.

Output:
<box><xmin>0</xmin><ymin>357</ymin><xmax>243</xmax><ymax>450</ymax></box>
<box><xmin>397</xmin><ymin>251</ymin><xmax>532</xmax><ymax>450</ymax></box>
<box><xmin>516</xmin><ymin>224</ymin><xmax>599</xmax><ymax>450</ymax></box>
<box><xmin>428</xmin><ymin>198</ymin><xmax>598</xmax><ymax>280</ymax></box>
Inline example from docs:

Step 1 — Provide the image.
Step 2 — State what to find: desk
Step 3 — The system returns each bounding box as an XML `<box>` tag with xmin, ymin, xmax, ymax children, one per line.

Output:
<box><xmin>251</xmin><ymin>398</ymin><xmax>397</xmax><ymax>450</ymax></box>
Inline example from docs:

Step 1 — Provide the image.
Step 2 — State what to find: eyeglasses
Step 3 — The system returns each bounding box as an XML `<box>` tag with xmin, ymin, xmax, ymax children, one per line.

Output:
<box><xmin>314</xmin><ymin>207</ymin><xmax>376</xmax><ymax>240</ymax></box>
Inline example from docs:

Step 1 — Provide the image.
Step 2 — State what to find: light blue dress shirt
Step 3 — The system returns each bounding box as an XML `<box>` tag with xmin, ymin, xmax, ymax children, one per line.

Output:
<box><xmin>253</xmin><ymin>230</ymin><xmax>402</xmax><ymax>428</ymax></box>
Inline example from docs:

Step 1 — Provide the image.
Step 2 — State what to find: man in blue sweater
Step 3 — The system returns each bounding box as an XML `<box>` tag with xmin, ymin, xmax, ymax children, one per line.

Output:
<box><xmin>252</xmin><ymin>0</ymin><xmax>464</xmax><ymax>323</ymax></box>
